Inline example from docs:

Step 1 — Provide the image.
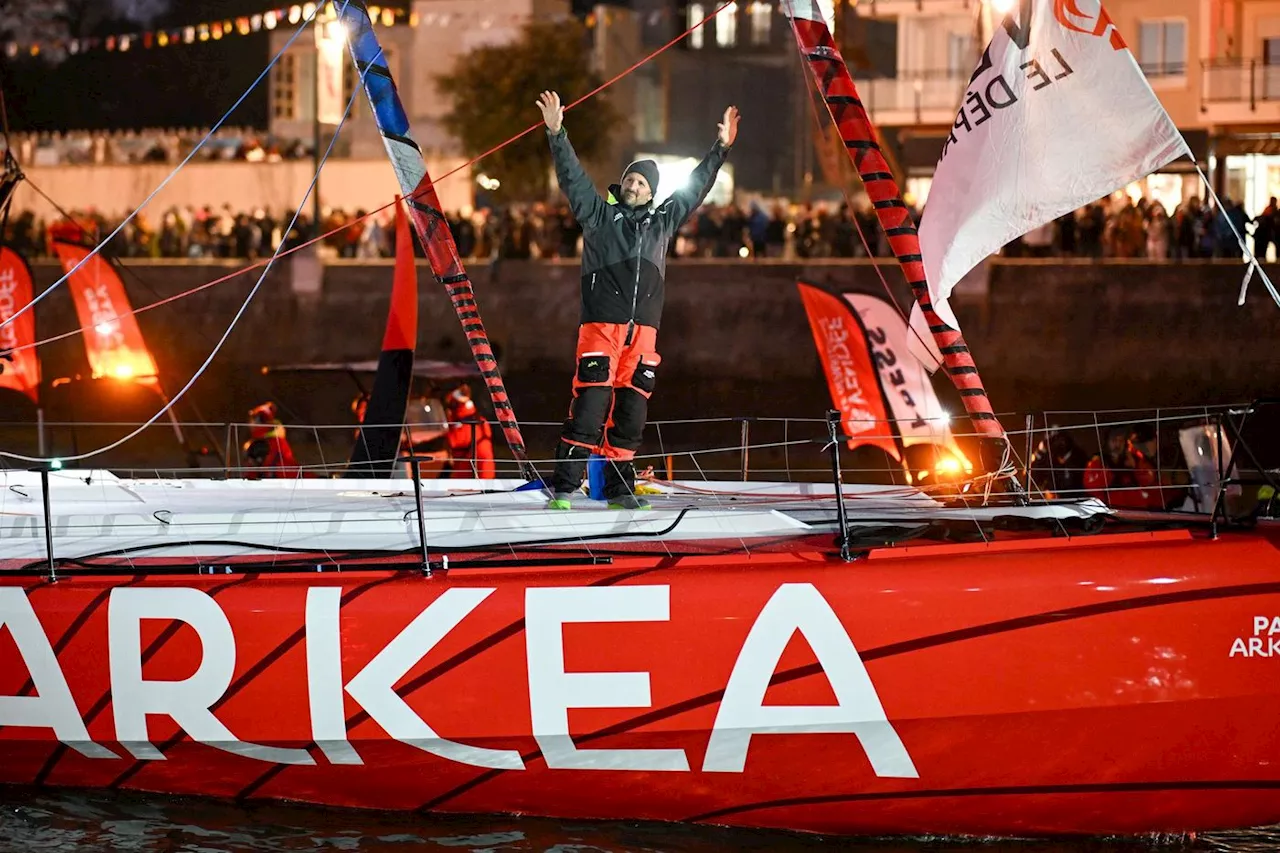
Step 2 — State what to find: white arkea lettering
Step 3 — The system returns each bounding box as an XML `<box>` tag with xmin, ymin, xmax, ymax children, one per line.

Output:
<box><xmin>343</xmin><ymin>587</ymin><xmax>523</xmax><ymax>770</ymax></box>
<box><xmin>108</xmin><ymin>588</ymin><xmax>313</xmax><ymax>765</ymax></box>
<box><xmin>526</xmin><ymin>586</ymin><xmax>689</xmax><ymax>771</ymax></box>
<box><xmin>305</xmin><ymin>587</ymin><xmax>361</xmax><ymax>765</ymax></box>
<box><xmin>703</xmin><ymin>583</ymin><xmax>917</xmax><ymax>777</ymax></box>
<box><xmin>0</xmin><ymin>589</ymin><xmax>116</xmax><ymax>759</ymax></box>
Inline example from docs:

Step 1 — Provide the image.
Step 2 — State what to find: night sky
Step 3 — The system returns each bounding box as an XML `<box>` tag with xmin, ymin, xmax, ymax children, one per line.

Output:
<box><xmin>0</xmin><ymin>0</ymin><xmax>607</xmax><ymax>132</ymax></box>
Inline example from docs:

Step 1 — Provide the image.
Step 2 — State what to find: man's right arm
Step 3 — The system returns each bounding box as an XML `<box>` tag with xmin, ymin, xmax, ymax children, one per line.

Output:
<box><xmin>547</xmin><ymin>127</ymin><xmax>607</xmax><ymax>231</ymax></box>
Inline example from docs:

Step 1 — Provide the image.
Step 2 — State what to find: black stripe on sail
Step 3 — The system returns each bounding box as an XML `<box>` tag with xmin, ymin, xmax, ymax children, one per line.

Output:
<box><xmin>885</xmin><ymin>226</ymin><xmax>916</xmax><ymax>237</ymax></box>
<box><xmin>948</xmin><ymin>365</ymin><xmax>980</xmax><ymax>375</ymax></box>
<box><xmin>846</xmin><ymin>139</ymin><xmax>879</xmax><ymax>150</ymax></box>
<box><xmin>929</xmin><ymin>324</ymin><xmax>953</xmax><ymax>333</ymax></box>
<box><xmin>862</xmin><ymin>172</ymin><xmax>894</xmax><ymax>183</ymax></box>
<box><xmin>940</xmin><ymin>344</ymin><xmax>969</xmax><ymax>355</ymax></box>
<box><xmin>440</xmin><ymin>273</ymin><xmax>469</xmax><ymax>284</ymax></box>
<box><xmin>959</xmin><ymin>388</ymin><xmax>988</xmax><ymax>397</ymax></box>
<box><xmin>969</xmin><ymin>411</ymin><xmax>998</xmax><ymax>419</ymax></box>
<box><xmin>899</xmin><ymin>254</ymin><xmax>924</xmax><ymax>263</ymax></box>
<box><xmin>826</xmin><ymin>95</ymin><xmax>863</xmax><ymax>107</ymax></box>
<box><xmin>355</xmin><ymin>60</ymin><xmax>393</xmax><ymax>81</ymax></box>
<box><xmin>873</xmin><ymin>199</ymin><xmax>906</xmax><ymax>210</ymax></box>
<box><xmin>382</xmin><ymin>130</ymin><xmax>421</xmax><ymax>153</ymax></box>
<box><xmin>406</xmin><ymin>198</ymin><xmax>446</xmax><ymax>220</ymax></box>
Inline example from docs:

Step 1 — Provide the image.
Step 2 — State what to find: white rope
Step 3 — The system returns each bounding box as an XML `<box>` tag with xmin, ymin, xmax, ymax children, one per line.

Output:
<box><xmin>1194</xmin><ymin>163</ymin><xmax>1280</xmax><ymax>308</ymax></box>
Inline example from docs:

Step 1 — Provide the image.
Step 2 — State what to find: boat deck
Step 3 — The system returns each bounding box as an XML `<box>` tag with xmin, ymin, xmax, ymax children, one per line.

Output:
<box><xmin>0</xmin><ymin>469</ymin><xmax>1116</xmax><ymax>567</ymax></box>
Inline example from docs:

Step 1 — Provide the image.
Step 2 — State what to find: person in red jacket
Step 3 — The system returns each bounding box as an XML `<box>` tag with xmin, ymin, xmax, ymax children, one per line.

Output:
<box><xmin>443</xmin><ymin>384</ymin><xmax>495</xmax><ymax>479</ymax></box>
<box><xmin>1083</xmin><ymin>427</ymin><xmax>1163</xmax><ymax>509</ymax></box>
<box><xmin>243</xmin><ymin>401</ymin><xmax>301</xmax><ymax>478</ymax></box>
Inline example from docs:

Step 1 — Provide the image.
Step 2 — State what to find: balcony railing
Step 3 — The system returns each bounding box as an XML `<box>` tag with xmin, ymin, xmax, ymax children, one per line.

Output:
<box><xmin>853</xmin><ymin>70</ymin><xmax>968</xmax><ymax>117</ymax></box>
<box><xmin>1202</xmin><ymin>59</ymin><xmax>1280</xmax><ymax>109</ymax></box>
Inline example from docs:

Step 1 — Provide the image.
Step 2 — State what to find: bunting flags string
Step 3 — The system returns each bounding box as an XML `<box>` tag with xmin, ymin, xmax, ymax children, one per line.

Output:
<box><xmin>3</xmin><ymin>0</ymin><xmax>818</xmax><ymax>59</ymax></box>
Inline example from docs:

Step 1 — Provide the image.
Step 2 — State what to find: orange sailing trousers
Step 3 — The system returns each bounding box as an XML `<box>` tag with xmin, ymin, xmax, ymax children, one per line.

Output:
<box><xmin>549</xmin><ymin>322</ymin><xmax>660</xmax><ymax>497</ymax></box>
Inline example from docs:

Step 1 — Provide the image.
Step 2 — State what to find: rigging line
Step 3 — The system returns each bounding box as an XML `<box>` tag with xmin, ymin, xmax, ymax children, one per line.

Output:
<box><xmin>3</xmin><ymin>1</ymin><xmax>738</xmax><ymax>361</ymax></box>
<box><xmin>784</xmin><ymin>0</ymin><xmax>942</xmax><ymax>373</ymax></box>
<box><xmin>0</xmin><ymin>20</ymin><xmax>370</xmax><ymax>465</ymax></box>
<box><xmin>0</xmin><ymin>5</ymin><xmax>322</xmax><ymax>336</ymax></box>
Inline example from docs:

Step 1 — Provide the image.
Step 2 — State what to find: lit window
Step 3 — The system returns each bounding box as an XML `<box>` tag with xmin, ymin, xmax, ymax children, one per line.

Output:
<box><xmin>689</xmin><ymin>3</ymin><xmax>705</xmax><ymax>49</ymax></box>
<box><xmin>272</xmin><ymin>52</ymin><xmax>297</xmax><ymax>120</ymax></box>
<box><xmin>716</xmin><ymin>2</ymin><xmax>738</xmax><ymax>47</ymax></box>
<box><xmin>749</xmin><ymin>2</ymin><xmax>770</xmax><ymax>45</ymax></box>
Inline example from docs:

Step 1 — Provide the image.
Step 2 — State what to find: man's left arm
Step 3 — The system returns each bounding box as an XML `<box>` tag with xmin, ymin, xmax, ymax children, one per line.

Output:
<box><xmin>658</xmin><ymin>140</ymin><xmax>732</xmax><ymax>228</ymax></box>
<box><xmin>659</xmin><ymin>106</ymin><xmax>739</xmax><ymax>227</ymax></box>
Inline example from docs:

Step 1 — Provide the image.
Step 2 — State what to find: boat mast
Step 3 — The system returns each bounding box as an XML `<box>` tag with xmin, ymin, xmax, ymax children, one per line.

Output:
<box><xmin>334</xmin><ymin>0</ymin><xmax>538</xmax><ymax>481</ymax></box>
<box><xmin>783</xmin><ymin>1</ymin><xmax>1007</xmax><ymax>445</ymax></box>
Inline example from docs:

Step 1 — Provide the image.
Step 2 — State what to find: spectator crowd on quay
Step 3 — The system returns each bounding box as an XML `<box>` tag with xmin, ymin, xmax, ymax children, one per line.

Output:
<box><xmin>5</xmin><ymin>190</ymin><xmax>1275</xmax><ymax>263</ymax></box>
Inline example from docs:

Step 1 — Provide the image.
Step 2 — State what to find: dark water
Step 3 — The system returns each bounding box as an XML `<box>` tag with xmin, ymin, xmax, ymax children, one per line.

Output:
<box><xmin>1</xmin><ymin>788</ymin><xmax>1276</xmax><ymax>853</ymax></box>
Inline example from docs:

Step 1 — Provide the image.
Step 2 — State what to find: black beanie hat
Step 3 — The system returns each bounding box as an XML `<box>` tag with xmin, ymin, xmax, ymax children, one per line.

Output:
<box><xmin>620</xmin><ymin>159</ymin><xmax>659</xmax><ymax>196</ymax></box>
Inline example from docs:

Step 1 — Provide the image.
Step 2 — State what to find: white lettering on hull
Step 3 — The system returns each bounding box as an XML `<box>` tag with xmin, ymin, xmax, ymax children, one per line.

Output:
<box><xmin>0</xmin><ymin>589</ymin><xmax>117</xmax><ymax>759</ymax></box>
<box><xmin>342</xmin><ymin>587</ymin><xmax>524</xmax><ymax>769</ymax></box>
<box><xmin>703</xmin><ymin>583</ymin><xmax>917</xmax><ymax>777</ymax></box>
<box><xmin>108</xmin><ymin>588</ymin><xmax>313</xmax><ymax>765</ymax></box>
<box><xmin>1</xmin><ymin>583</ymin><xmax>914</xmax><ymax>777</ymax></box>
<box><xmin>526</xmin><ymin>586</ymin><xmax>689</xmax><ymax>771</ymax></box>
<box><xmin>1229</xmin><ymin>616</ymin><xmax>1280</xmax><ymax>658</ymax></box>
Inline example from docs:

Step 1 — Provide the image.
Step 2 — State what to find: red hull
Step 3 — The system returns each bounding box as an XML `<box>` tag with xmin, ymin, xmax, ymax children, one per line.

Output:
<box><xmin>3</xmin><ymin>524</ymin><xmax>1280</xmax><ymax>837</ymax></box>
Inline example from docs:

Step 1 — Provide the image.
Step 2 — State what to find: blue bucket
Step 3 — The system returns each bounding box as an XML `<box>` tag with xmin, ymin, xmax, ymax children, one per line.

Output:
<box><xmin>587</xmin><ymin>454</ymin><xmax>606</xmax><ymax>501</ymax></box>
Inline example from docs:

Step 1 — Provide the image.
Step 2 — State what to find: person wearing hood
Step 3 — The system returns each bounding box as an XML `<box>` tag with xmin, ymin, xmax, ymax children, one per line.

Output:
<box><xmin>536</xmin><ymin>90</ymin><xmax>738</xmax><ymax>510</ymax></box>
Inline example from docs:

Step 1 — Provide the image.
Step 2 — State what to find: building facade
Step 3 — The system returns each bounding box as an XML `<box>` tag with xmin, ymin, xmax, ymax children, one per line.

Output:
<box><xmin>261</xmin><ymin>0</ymin><xmax>1280</xmax><ymax>212</ymax></box>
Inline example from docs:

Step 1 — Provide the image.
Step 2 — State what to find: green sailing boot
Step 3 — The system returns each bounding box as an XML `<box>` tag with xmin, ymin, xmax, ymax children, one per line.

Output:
<box><xmin>546</xmin><ymin>492</ymin><xmax>574</xmax><ymax>510</ymax></box>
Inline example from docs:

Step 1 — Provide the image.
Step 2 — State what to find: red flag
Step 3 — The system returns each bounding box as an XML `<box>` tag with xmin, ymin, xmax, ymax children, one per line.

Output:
<box><xmin>52</xmin><ymin>239</ymin><xmax>159</xmax><ymax>383</ymax></box>
<box><xmin>797</xmin><ymin>282</ymin><xmax>900</xmax><ymax>459</ymax></box>
<box><xmin>347</xmin><ymin>198</ymin><xmax>420</xmax><ymax>476</ymax></box>
<box><xmin>383</xmin><ymin>198</ymin><xmax>418</xmax><ymax>351</ymax></box>
<box><xmin>0</xmin><ymin>246</ymin><xmax>41</xmax><ymax>402</ymax></box>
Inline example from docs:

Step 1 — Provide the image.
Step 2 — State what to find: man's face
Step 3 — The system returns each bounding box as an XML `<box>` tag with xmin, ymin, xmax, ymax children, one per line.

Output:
<box><xmin>620</xmin><ymin>172</ymin><xmax>652</xmax><ymax>207</ymax></box>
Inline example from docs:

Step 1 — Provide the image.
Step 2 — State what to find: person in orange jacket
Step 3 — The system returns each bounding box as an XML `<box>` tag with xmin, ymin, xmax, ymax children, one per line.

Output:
<box><xmin>1083</xmin><ymin>427</ymin><xmax>1163</xmax><ymax>509</ymax></box>
<box><xmin>443</xmin><ymin>384</ymin><xmax>495</xmax><ymax>479</ymax></box>
<box><xmin>243</xmin><ymin>401</ymin><xmax>301</xmax><ymax>478</ymax></box>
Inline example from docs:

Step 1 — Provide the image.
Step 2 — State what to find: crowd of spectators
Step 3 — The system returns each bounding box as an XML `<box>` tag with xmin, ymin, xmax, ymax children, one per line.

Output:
<box><xmin>4</xmin><ymin>191</ymin><xmax>1274</xmax><ymax>263</ymax></box>
<box><xmin>1</xmin><ymin>128</ymin><xmax>315</xmax><ymax>167</ymax></box>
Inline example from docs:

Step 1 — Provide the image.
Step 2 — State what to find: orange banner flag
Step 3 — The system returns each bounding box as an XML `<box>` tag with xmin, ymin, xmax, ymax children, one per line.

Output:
<box><xmin>0</xmin><ymin>246</ymin><xmax>42</xmax><ymax>402</ymax></box>
<box><xmin>52</xmin><ymin>239</ymin><xmax>159</xmax><ymax>383</ymax></box>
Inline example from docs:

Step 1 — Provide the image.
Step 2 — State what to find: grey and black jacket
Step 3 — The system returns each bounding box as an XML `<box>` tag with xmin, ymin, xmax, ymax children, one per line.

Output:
<box><xmin>547</xmin><ymin>127</ymin><xmax>731</xmax><ymax>331</ymax></box>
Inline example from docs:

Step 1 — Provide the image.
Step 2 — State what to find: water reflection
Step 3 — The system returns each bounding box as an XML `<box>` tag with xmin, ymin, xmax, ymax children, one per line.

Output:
<box><xmin>0</xmin><ymin>786</ymin><xmax>1263</xmax><ymax>852</ymax></box>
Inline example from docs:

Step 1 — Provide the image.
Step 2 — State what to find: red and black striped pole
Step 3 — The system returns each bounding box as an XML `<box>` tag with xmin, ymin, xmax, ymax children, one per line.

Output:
<box><xmin>339</xmin><ymin>0</ymin><xmax>537</xmax><ymax>481</ymax></box>
<box><xmin>784</xmin><ymin>2</ymin><xmax>1006</xmax><ymax>441</ymax></box>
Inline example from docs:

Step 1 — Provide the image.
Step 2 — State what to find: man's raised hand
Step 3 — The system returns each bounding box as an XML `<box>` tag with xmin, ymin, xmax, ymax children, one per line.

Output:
<box><xmin>717</xmin><ymin>106</ymin><xmax>740</xmax><ymax>147</ymax></box>
<box><xmin>537</xmin><ymin>91</ymin><xmax>564</xmax><ymax>134</ymax></box>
